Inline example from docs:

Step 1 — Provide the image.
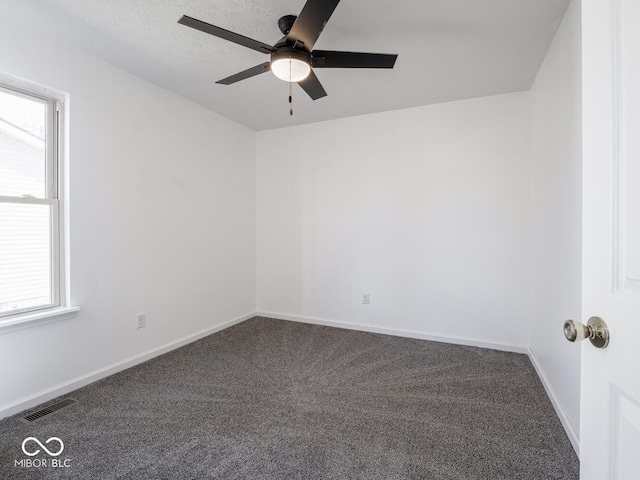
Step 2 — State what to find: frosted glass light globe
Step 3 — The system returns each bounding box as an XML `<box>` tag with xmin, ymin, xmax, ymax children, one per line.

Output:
<box><xmin>271</xmin><ymin>57</ymin><xmax>311</xmax><ymax>83</ymax></box>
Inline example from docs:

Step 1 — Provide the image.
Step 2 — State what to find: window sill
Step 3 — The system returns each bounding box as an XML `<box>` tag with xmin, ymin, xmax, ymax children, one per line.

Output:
<box><xmin>0</xmin><ymin>306</ymin><xmax>80</xmax><ymax>335</ymax></box>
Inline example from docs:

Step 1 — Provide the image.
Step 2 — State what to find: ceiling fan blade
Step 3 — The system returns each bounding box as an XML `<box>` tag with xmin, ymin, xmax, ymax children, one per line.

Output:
<box><xmin>216</xmin><ymin>62</ymin><xmax>272</xmax><ymax>85</ymax></box>
<box><xmin>287</xmin><ymin>0</ymin><xmax>341</xmax><ymax>52</ymax></box>
<box><xmin>297</xmin><ymin>70</ymin><xmax>327</xmax><ymax>100</ymax></box>
<box><xmin>178</xmin><ymin>15</ymin><xmax>274</xmax><ymax>54</ymax></box>
<box><xmin>312</xmin><ymin>51</ymin><xmax>398</xmax><ymax>69</ymax></box>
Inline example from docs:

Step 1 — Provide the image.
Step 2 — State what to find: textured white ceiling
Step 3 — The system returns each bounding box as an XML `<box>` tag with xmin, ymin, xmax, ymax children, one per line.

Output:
<box><xmin>4</xmin><ymin>0</ymin><xmax>570</xmax><ymax>131</ymax></box>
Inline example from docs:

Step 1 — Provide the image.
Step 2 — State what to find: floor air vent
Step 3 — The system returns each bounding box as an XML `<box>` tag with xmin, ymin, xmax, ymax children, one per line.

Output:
<box><xmin>21</xmin><ymin>398</ymin><xmax>77</xmax><ymax>423</ymax></box>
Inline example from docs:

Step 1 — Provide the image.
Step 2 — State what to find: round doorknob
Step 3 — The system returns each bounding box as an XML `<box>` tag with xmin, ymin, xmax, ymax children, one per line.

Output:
<box><xmin>563</xmin><ymin>316</ymin><xmax>610</xmax><ymax>349</ymax></box>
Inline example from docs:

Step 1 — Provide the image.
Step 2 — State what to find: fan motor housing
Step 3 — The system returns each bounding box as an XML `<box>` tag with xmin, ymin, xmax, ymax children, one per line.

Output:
<box><xmin>271</xmin><ymin>47</ymin><xmax>311</xmax><ymax>65</ymax></box>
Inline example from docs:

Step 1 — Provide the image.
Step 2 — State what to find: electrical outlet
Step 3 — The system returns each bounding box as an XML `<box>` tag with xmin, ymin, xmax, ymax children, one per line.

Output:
<box><xmin>362</xmin><ymin>293</ymin><xmax>370</xmax><ymax>304</ymax></box>
<box><xmin>136</xmin><ymin>312</ymin><xmax>146</xmax><ymax>329</ymax></box>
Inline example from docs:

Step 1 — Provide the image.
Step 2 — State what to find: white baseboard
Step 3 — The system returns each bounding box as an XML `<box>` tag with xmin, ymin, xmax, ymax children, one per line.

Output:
<box><xmin>526</xmin><ymin>349</ymin><xmax>580</xmax><ymax>456</ymax></box>
<box><xmin>257</xmin><ymin>311</ymin><xmax>528</xmax><ymax>354</ymax></box>
<box><xmin>4</xmin><ymin>310</ymin><xmax>580</xmax><ymax>460</ymax></box>
<box><xmin>0</xmin><ymin>311</ymin><xmax>256</xmax><ymax>420</ymax></box>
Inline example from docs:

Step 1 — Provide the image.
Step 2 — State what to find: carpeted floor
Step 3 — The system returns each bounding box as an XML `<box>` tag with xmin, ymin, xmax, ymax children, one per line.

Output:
<box><xmin>0</xmin><ymin>317</ymin><xmax>579</xmax><ymax>479</ymax></box>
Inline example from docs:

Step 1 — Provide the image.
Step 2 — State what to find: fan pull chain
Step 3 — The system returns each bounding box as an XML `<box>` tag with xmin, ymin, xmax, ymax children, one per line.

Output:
<box><xmin>289</xmin><ymin>59</ymin><xmax>293</xmax><ymax>116</ymax></box>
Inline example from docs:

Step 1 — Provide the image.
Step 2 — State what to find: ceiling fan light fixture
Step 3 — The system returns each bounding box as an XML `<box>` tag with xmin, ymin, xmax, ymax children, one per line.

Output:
<box><xmin>179</xmin><ymin>1</ymin><xmax>398</xmax><ymax>102</ymax></box>
<box><xmin>271</xmin><ymin>52</ymin><xmax>311</xmax><ymax>82</ymax></box>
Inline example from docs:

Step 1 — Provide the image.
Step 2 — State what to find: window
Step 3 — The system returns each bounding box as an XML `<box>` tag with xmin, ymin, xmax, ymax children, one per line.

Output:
<box><xmin>0</xmin><ymin>79</ymin><xmax>66</xmax><ymax>321</ymax></box>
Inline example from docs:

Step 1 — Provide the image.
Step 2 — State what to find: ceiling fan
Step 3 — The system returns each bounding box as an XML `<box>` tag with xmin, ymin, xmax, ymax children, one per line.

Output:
<box><xmin>178</xmin><ymin>0</ymin><xmax>398</xmax><ymax>101</ymax></box>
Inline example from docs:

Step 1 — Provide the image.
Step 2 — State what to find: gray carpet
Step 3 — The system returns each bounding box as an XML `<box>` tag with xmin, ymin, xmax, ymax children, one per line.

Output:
<box><xmin>0</xmin><ymin>317</ymin><xmax>579</xmax><ymax>479</ymax></box>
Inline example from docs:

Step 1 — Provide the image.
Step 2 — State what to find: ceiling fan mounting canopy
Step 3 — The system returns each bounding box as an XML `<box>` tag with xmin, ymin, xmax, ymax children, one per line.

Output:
<box><xmin>278</xmin><ymin>15</ymin><xmax>298</xmax><ymax>36</ymax></box>
<box><xmin>177</xmin><ymin>0</ymin><xmax>398</xmax><ymax>100</ymax></box>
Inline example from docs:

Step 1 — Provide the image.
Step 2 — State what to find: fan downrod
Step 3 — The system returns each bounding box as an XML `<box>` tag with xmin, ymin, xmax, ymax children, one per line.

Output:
<box><xmin>278</xmin><ymin>15</ymin><xmax>297</xmax><ymax>35</ymax></box>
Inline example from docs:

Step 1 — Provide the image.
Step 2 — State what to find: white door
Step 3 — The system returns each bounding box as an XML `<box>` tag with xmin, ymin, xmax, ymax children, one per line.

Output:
<box><xmin>581</xmin><ymin>0</ymin><xmax>640</xmax><ymax>479</ymax></box>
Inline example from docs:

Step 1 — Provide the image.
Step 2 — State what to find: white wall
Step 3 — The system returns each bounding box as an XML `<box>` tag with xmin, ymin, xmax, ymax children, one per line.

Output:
<box><xmin>257</xmin><ymin>92</ymin><xmax>531</xmax><ymax>348</ymax></box>
<box><xmin>0</xmin><ymin>19</ymin><xmax>256</xmax><ymax>415</ymax></box>
<box><xmin>529</xmin><ymin>0</ymin><xmax>582</xmax><ymax>448</ymax></box>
